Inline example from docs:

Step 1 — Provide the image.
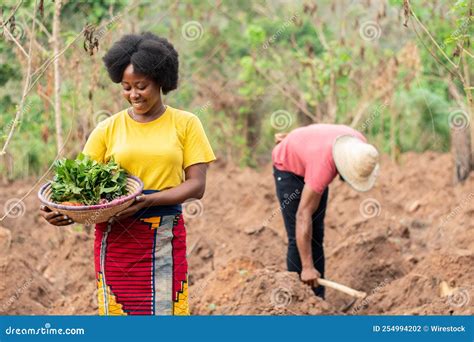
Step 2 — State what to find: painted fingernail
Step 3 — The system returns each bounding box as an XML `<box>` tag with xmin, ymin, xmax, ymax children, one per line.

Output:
<box><xmin>63</xmin><ymin>215</ymin><xmax>68</xmax><ymax>219</ymax></box>
<box><xmin>68</xmin><ymin>219</ymin><xmax>73</xmax><ymax>223</ymax></box>
<box><xmin>55</xmin><ymin>211</ymin><xmax>59</xmax><ymax>215</ymax></box>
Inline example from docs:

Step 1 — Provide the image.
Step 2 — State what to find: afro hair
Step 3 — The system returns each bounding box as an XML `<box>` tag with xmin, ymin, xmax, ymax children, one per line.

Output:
<box><xmin>103</xmin><ymin>32</ymin><xmax>179</xmax><ymax>94</ymax></box>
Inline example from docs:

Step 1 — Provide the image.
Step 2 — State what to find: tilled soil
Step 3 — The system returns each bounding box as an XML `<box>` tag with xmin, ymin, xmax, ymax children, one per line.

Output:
<box><xmin>0</xmin><ymin>152</ymin><xmax>472</xmax><ymax>315</ymax></box>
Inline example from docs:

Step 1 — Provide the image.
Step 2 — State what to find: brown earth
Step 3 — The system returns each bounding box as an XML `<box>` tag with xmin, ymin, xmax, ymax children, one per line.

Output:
<box><xmin>0</xmin><ymin>151</ymin><xmax>473</xmax><ymax>315</ymax></box>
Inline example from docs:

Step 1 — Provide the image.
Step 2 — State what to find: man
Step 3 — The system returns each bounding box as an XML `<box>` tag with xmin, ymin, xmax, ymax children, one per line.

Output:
<box><xmin>272</xmin><ymin>124</ymin><xmax>380</xmax><ymax>298</ymax></box>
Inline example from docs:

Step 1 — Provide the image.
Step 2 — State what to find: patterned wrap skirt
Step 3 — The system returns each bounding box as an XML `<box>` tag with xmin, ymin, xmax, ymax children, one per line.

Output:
<box><xmin>93</xmin><ymin>197</ymin><xmax>188</xmax><ymax>316</ymax></box>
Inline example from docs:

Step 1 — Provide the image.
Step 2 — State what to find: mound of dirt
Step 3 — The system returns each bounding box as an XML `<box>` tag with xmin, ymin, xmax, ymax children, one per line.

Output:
<box><xmin>355</xmin><ymin>252</ymin><xmax>474</xmax><ymax>315</ymax></box>
<box><xmin>191</xmin><ymin>257</ymin><xmax>334</xmax><ymax>315</ymax></box>
<box><xmin>0</xmin><ymin>254</ymin><xmax>56</xmax><ymax>315</ymax></box>
<box><xmin>325</xmin><ymin>231</ymin><xmax>410</xmax><ymax>311</ymax></box>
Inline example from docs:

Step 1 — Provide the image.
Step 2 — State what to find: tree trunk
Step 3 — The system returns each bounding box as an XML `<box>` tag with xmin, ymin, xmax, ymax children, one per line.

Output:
<box><xmin>451</xmin><ymin>83</ymin><xmax>473</xmax><ymax>183</ymax></box>
<box><xmin>448</xmin><ymin>53</ymin><xmax>473</xmax><ymax>183</ymax></box>
<box><xmin>245</xmin><ymin>109</ymin><xmax>261</xmax><ymax>164</ymax></box>
<box><xmin>390</xmin><ymin>103</ymin><xmax>399</xmax><ymax>162</ymax></box>
<box><xmin>52</xmin><ymin>0</ymin><xmax>63</xmax><ymax>154</ymax></box>
<box><xmin>451</xmin><ymin>125</ymin><xmax>472</xmax><ymax>183</ymax></box>
<box><xmin>297</xmin><ymin>109</ymin><xmax>314</xmax><ymax>126</ymax></box>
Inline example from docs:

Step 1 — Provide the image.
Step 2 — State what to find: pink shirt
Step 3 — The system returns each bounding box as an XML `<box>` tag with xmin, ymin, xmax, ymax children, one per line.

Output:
<box><xmin>272</xmin><ymin>124</ymin><xmax>366</xmax><ymax>194</ymax></box>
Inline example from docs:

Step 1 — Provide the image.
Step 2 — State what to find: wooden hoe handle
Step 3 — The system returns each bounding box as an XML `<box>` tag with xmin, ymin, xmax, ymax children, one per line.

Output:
<box><xmin>318</xmin><ymin>278</ymin><xmax>367</xmax><ymax>299</ymax></box>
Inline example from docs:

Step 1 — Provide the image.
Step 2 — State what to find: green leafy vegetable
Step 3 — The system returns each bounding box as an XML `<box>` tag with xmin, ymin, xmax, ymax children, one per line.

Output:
<box><xmin>50</xmin><ymin>153</ymin><xmax>128</xmax><ymax>205</ymax></box>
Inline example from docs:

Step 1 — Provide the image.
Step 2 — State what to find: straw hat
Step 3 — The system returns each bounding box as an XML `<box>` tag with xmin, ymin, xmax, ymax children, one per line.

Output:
<box><xmin>332</xmin><ymin>135</ymin><xmax>380</xmax><ymax>192</ymax></box>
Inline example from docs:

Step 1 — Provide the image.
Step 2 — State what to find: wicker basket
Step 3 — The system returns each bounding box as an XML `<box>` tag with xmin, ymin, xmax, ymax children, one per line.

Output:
<box><xmin>38</xmin><ymin>176</ymin><xmax>144</xmax><ymax>224</ymax></box>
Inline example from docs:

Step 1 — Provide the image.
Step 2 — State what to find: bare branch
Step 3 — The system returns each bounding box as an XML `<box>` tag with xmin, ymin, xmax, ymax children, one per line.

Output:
<box><xmin>21</xmin><ymin>17</ymin><xmax>49</xmax><ymax>55</ymax></box>
<box><xmin>0</xmin><ymin>0</ymin><xmax>23</xmax><ymax>28</ymax></box>
<box><xmin>1</xmin><ymin>0</ymin><xmax>36</xmax><ymax>155</ymax></box>
<box><xmin>462</xmin><ymin>48</ymin><xmax>474</xmax><ymax>59</ymax></box>
<box><xmin>411</xmin><ymin>20</ymin><xmax>463</xmax><ymax>81</ymax></box>
<box><xmin>52</xmin><ymin>0</ymin><xmax>63</xmax><ymax>152</ymax></box>
<box><xmin>28</xmin><ymin>29</ymin><xmax>85</xmax><ymax>94</ymax></box>
<box><xmin>1</xmin><ymin>25</ymin><xmax>29</xmax><ymax>58</ymax></box>
<box><xmin>1</xmin><ymin>2</ymin><xmax>83</xmax><ymax>155</ymax></box>
<box><xmin>406</xmin><ymin>0</ymin><xmax>458</xmax><ymax>69</ymax></box>
<box><xmin>350</xmin><ymin>85</ymin><xmax>393</xmax><ymax>128</ymax></box>
<box><xmin>253</xmin><ymin>60</ymin><xmax>317</xmax><ymax>121</ymax></box>
<box><xmin>25</xmin><ymin>10</ymin><xmax>52</xmax><ymax>38</ymax></box>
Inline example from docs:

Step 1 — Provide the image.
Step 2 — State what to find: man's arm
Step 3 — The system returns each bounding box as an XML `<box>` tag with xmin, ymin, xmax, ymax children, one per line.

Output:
<box><xmin>296</xmin><ymin>184</ymin><xmax>322</xmax><ymax>287</ymax></box>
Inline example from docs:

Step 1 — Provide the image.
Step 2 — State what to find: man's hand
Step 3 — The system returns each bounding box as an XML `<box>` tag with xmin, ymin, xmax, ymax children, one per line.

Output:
<box><xmin>296</xmin><ymin>185</ymin><xmax>322</xmax><ymax>287</ymax></box>
<box><xmin>301</xmin><ymin>266</ymin><xmax>321</xmax><ymax>287</ymax></box>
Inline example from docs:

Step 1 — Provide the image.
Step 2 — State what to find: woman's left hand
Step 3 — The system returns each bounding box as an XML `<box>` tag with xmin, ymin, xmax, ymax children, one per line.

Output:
<box><xmin>110</xmin><ymin>195</ymin><xmax>148</xmax><ymax>221</ymax></box>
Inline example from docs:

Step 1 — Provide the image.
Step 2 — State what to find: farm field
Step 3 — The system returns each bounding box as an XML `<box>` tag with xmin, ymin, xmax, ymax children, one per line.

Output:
<box><xmin>1</xmin><ymin>152</ymin><xmax>472</xmax><ymax>315</ymax></box>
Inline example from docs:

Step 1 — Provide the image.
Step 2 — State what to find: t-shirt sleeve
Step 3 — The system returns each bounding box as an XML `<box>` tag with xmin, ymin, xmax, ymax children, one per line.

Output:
<box><xmin>304</xmin><ymin>154</ymin><xmax>337</xmax><ymax>194</ymax></box>
<box><xmin>82</xmin><ymin>124</ymin><xmax>107</xmax><ymax>164</ymax></box>
<box><xmin>183</xmin><ymin>115</ymin><xmax>216</xmax><ymax>169</ymax></box>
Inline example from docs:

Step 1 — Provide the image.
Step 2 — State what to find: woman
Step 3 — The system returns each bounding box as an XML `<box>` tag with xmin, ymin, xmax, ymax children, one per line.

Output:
<box><xmin>40</xmin><ymin>32</ymin><xmax>216</xmax><ymax>315</ymax></box>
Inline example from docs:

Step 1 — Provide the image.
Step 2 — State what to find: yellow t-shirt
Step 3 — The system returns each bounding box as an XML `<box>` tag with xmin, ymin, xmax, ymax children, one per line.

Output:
<box><xmin>82</xmin><ymin>106</ymin><xmax>216</xmax><ymax>190</ymax></box>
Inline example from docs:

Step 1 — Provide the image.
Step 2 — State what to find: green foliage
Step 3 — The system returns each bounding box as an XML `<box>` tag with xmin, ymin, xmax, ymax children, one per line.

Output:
<box><xmin>0</xmin><ymin>64</ymin><xmax>20</xmax><ymax>87</ymax></box>
<box><xmin>396</xmin><ymin>88</ymin><xmax>451</xmax><ymax>152</ymax></box>
<box><xmin>0</xmin><ymin>0</ymin><xmax>470</xmax><ymax>175</ymax></box>
<box><xmin>51</xmin><ymin>153</ymin><xmax>127</xmax><ymax>205</ymax></box>
<box><xmin>246</xmin><ymin>25</ymin><xmax>266</xmax><ymax>48</ymax></box>
<box><xmin>61</xmin><ymin>0</ymin><xmax>127</xmax><ymax>26</ymax></box>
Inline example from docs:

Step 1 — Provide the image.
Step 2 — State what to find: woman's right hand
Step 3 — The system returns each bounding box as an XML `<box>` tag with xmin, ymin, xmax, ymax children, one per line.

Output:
<box><xmin>39</xmin><ymin>205</ymin><xmax>74</xmax><ymax>226</ymax></box>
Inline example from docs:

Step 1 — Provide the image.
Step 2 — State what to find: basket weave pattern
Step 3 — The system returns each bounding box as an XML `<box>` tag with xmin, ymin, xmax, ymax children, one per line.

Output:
<box><xmin>38</xmin><ymin>176</ymin><xmax>144</xmax><ymax>224</ymax></box>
